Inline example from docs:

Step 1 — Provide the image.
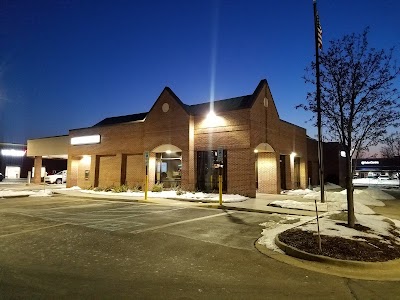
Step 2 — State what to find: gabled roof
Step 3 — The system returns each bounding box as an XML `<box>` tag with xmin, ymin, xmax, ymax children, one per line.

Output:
<box><xmin>92</xmin><ymin>79</ymin><xmax>269</xmax><ymax>127</ymax></box>
<box><xmin>188</xmin><ymin>79</ymin><xmax>267</xmax><ymax>115</ymax></box>
<box><xmin>93</xmin><ymin>112</ymin><xmax>147</xmax><ymax>127</ymax></box>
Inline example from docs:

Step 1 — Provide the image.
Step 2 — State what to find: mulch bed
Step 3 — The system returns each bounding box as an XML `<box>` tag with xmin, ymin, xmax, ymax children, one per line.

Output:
<box><xmin>278</xmin><ymin>228</ymin><xmax>400</xmax><ymax>262</ymax></box>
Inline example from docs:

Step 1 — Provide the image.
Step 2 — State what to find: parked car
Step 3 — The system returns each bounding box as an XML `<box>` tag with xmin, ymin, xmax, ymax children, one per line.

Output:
<box><xmin>0</xmin><ymin>173</ymin><xmax>3</xmax><ymax>182</ymax></box>
<box><xmin>44</xmin><ymin>170</ymin><xmax>67</xmax><ymax>184</ymax></box>
<box><xmin>378</xmin><ymin>174</ymin><xmax>391</xmax><ymax>180</ymax></box>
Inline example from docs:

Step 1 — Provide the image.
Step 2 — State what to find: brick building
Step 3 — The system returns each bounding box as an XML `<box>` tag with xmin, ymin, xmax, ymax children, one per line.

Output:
<box><xmin>28</xmin><ymin>79</ymin><xmax>312</xmax><ymax>197</ymax></box>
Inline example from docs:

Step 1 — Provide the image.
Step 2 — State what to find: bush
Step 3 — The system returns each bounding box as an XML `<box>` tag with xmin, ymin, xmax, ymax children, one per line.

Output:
<box><xmin>104</xmin><ymin>186</ymin><xmax>114</xmax><ymax>192</ymax></box>
<box><xmin>130</xmin><ymin>183</ymin><xmax>142</xmax><ymax>192</ymax></box>
<box><xmin>151</xmin><ymin>183</ymin><xmax>163</xmax><ymax>192</ymax></box>
<box><xmin>94</xmin><ymin>187</ymin><xmax>104</xmax><ymax>192</ymax></box>
<box><xmin>113</xmin><ymin>184</ymin><xmax>129</xmax><ymax>193</ymax></box>
<box><xmin>176</xmin><ymin>188</ymin><xmax>186</xmax><ymax>196</ymax></box>
<box><xmin>169</xmin><ymin>182</ymin><xmax>181</xmax><ymax>191</ymax></box>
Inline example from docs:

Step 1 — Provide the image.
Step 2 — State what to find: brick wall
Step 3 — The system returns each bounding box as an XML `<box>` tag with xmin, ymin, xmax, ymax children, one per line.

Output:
<box><xmin>65</xmin><ymin>81</ymin><xmax>312</xmax><ymax>196</ymax></box>
<box><xmin>126</xmin><ymin>154</ymin><xmax>144</xmax><ymax>187</ymax></box>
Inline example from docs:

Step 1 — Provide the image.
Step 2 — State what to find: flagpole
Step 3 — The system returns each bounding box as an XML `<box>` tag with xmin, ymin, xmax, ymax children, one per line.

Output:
<box><xmin>313</xmin><ymin>0</ymin><xmax>325</xmax><ymax>203</ymax></box>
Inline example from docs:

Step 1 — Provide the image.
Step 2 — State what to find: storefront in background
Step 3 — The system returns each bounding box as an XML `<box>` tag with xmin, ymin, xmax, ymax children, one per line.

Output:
<box><xmin>353</xmin><ymin>158</ymin><xmax>400</xmax><ymax>178</ymax></box>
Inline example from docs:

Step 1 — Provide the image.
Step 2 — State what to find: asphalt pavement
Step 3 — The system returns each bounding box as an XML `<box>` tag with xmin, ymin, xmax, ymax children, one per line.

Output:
<box><xmin>1</xmin><ymin>194</ymin><xmax>400</xmax><ymax>298</ymax></box>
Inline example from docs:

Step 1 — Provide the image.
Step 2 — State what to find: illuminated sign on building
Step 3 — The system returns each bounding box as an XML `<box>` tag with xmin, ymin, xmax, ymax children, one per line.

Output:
<box><xmin>70</xmin><ymin>135</ymin><xmax>101</xmax><ymax>145</ymax></box>
<box><xmin>360</xmin><ymin>160</ymin><xmax>379</xmax><ymax>165</ymax></box>
<box><xmin>1</xmin><ymin>149</ymin><xmax>26</xmax><ymax>157</ymax></box>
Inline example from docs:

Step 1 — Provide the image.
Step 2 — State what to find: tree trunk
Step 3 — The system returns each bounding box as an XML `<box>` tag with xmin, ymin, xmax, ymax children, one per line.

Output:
<box><xmin>346</xmin><ymin>155</ymin><xmax>355</xmax><ymax>227</ymax></box>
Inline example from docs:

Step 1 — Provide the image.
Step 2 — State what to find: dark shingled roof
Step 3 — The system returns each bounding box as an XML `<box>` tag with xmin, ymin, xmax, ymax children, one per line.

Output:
<box><xmin>187</xmin><ymin>95</ymin><xmax>253</xmax><ymax>116</ymax></box>
<box><xmin>93</xmin><ymin>112</ymin><xmax>147</xmax><ymax>127</ymax></box>
<box><xmin>92</xmin><ymin>80</ymin><xmax>267</xmax><ymax>127</ymax></box>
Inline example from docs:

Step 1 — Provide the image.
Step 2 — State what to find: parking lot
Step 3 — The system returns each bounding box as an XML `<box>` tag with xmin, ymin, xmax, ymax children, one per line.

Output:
<box><xmin>1</xmin><ymin>194</ymin><xmax>400</xmax><ymax>299</ymax></box>
<box><xmin>0</xmin><ymin>195</ymin><xmax>269</xmax><ymax>248</ymax></box>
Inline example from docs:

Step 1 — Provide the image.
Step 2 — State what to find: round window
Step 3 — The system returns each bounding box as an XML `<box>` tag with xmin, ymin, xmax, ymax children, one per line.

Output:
<box><xmin>162</xmin><ymin>103</ymin><xmax>170</xmax><ymax>112</ymax></box>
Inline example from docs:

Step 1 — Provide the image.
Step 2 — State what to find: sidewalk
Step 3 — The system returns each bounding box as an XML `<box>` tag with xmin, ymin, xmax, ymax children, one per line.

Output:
<box><xmin>50</xmin><ymin>189</ymin><xmax>316</xmax><ymax>216</ymax></box>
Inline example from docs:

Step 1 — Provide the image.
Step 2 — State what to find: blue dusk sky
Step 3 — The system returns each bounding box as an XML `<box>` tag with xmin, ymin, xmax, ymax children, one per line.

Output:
<box><xmin>1</xmin><ymin>0</ymin><xmax>399</xmax><ymax>144</ymax></box>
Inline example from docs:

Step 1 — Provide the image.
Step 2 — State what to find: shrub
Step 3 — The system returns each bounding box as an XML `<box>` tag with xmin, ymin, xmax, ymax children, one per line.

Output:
<box><xmin>169</xmin><ymin>182</ymin><xmax>181</xmax><ymax>191</ymax></box>
<box><xmin>113</xmin><ymin>184</ymin><xmax>129</xmax><ymax>193</ymax></box>
<box><xmin>94</xmin><ymin>187</ymin><xmax>104</xmax><ymax>192</ymax></box>
<box><xmin>151</xmin><ymin>183</ymin><xmax>163</xmax><ymax>192</ymax></box>
<box><xmin>104</xmin><ymin>186</ymin><xmax>114</xmax><ymax>192</ymax></box>
<box><xmin>176</xmin><ymin>188</ymin><xmax>186</xmax><ymax>196</ymax></box>
<box><xmin>130</xmin><ymin>183</ymin><xmax>142</xmax><ymax>192</ymax></box>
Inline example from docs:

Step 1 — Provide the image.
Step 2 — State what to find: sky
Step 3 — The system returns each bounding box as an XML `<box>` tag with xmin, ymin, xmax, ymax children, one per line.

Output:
<box><xmin>1</xmin><ymin>0</ymin><xmax>399</xmax><ymax>145</ymax></box>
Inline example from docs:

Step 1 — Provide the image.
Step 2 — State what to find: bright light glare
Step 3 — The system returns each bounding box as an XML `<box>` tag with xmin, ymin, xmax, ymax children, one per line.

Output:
<box><xmin>207</xmin><ymin>110</ymin><xmax>217</xmax><ymax>120</ymax></box>
<box><xmin>71</xmin><ymin>135</ymin><xmax>100</xmax><ymax>145</ymax></box>
<box><xmin>254</xmin><ymin>149</ymin><xmax>259</xmax><ymax>153</ymax></box>
<box><xmin>290</xmin><ymin>152</ymin><xmax>297</xmax><ymax>157</ymax></box>
<box><xmin>81</xmin><ymin>155</ymin><xmax>91</xmax><ymax>164</ymax></box>
<box><xmin>1</xmin><ymin>149</ymin><xmax>26</xmax><ymax>157</ymax></box>
<box><xmin>340</xmin><ymin>151</ymin><xmax>346</xmax><ymax>157</ymax></box>
<box><xmin>166</xmin><ymin>150</ymin><xmax>172</xmax><ymax>154</ymax></box>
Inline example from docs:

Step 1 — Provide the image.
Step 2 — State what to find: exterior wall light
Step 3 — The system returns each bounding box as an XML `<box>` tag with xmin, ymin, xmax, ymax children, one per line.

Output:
<box><xmin>81</xmin><ymin>155</ymin><xmax>91</xmax><ymax>164</ymax></box>
<box><xmin>166</xmin><ymin>150</ymin><xmax>172</xmax><ymax>154</ymax></box>
<box><xmin>340</xmin><ymin>151</ymin><xmax>346</xmax><ymax>157</ymax></box>
<box><xmin>203</xmin><ymin>110</ymin><xmax>226</xmax><ymax>128</ymax></box>
<box><xmin>254</xmin><ymin>149</ymin><xmax>259</xmax><ymax>153</ymax></box>
<box><xmin>205</xmin><ymin>110</ymin><xmax>217</xmax><ymax>123</ymax></box>
<box><xmin>1</xmin><ymin>149</ymin><xmax>26</xmax><ymax>157</ymax></box>
<box><xmin>290</xmin><ymin>152</ymin><xmax>297</xmax><ymax>157</ymax></box>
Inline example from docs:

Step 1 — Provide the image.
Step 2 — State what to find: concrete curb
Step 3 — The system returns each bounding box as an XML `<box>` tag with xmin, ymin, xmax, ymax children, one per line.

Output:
<box><xmin>273</xmin><ymin>235</ymin><xmax>400</xmax><ymax>268</ymax></box>
<box><xmin>0</xmin><ymin>195</ymin><xmax>32</xmax><ymax>199</ymax></box>
<box><xmin>255</xmin><ymin>238</ymin><xmax>400</xmax><ymax>281</ymax></box>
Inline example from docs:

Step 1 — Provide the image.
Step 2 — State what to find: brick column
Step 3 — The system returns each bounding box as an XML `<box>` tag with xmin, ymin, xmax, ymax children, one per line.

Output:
<box><xmin>114</xmin><ymin>153</ymin><xmax>126</xmax><ymax>186</ymax></box>
<box><xmin>33</xmin><ymin>156</ymin><xmax>42</xmax><ymax>184</ymax></box>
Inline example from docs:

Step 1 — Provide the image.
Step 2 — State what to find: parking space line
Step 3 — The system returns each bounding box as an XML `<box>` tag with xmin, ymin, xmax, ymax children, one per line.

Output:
<box><xmin>0</xmin><ymin>223</ymin><xmax>67</xmax><ymax>238</ymax></box>
<box><xmin>80</xmin><ymin>207</ymin><xmax>187</xmax><ymax>225</ymax></box>
<box><xmin>4</xmin><ymin>206</ymin><xmax>188</xmax><ymax>228</ymax></box>
<box><xmin>130</xmin><ymin>211</ymin><xmax>234</xmax><ymax>234</ymax></box>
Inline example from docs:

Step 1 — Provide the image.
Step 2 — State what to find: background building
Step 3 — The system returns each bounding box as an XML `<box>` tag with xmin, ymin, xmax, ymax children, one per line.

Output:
<box><xmin>0</xmin><ymin>143</ymin><xmax>32</xmax><ymax>179</ymax></box>
<box><xmin>353</xmin><ymin>157</ymin><xmax>400</xmax><ymax>178</ymax></box>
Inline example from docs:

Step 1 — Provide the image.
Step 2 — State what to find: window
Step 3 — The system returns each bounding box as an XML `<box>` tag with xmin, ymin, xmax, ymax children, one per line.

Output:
<box><xmin>155</xmin><ymin>152</ymin><xmax>181</xmax><ymax>188</ymax></box>
<box><xmin>196</xmin><ymin>150</ymin><xmax>227</xmax><ymax>192</ymax></box>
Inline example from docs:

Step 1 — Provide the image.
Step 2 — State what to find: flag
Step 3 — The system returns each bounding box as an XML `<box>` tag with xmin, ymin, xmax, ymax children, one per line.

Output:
<box><xmin>316</xmin><ymin>12</ymin><xmax>323</xmax><ymax>49</ymax></box>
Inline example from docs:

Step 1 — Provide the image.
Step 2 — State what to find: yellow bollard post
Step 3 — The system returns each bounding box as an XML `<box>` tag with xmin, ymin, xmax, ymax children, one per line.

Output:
<box><xmin>219</xmin><ymin>174</ymin><xmax>222</xmax><ymax>206</ymax></box>
<box><xmin>145</xmin><ymin>174</ymin><xmax>148</xmax><ymax>200</ymax></box>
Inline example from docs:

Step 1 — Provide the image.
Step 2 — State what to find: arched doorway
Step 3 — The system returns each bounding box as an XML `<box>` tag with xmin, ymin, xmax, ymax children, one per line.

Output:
<box><xmin>254</xmin><ymin>143</ymin><xmax>279</xmax><ymax>193</ymax></box>
<box><xmin>151</xmin><ymin>144</ymin><xmax>182</xmax><ymax>188</ymax></box>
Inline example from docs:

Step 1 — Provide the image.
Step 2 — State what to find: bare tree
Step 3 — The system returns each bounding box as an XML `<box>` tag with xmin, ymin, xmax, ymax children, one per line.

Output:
<box><xmin>299</xmin><ymin>29</ymin><xmax>400</xmax><ymax>227</ymax></box>
<box><xmin>381</xmin><ymin>132</ymin><xmax>400</xmax><ymax>158</ymax></box>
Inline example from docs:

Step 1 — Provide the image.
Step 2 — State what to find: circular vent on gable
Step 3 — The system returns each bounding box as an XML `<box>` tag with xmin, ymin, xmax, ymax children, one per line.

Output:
<box><xmin>162</xmin><ymin>103</ymin><xmax>170</xmax><ymax>112</ymax></box>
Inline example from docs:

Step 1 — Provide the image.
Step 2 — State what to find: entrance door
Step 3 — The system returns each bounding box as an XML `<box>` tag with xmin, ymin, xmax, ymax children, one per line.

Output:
<box><xmin>5</xmin><ymin>166</ymin><xmax>20</xmax><ymax>179</ymax></box>
<box><xmin>155</xmin><ymin>152</ymin><xmax>182</xmax><ymax>188</ymax></box>
<box><xmin>280</xmin><ymin>155</ymin><xmax>286</xmax><ymax>190</ymax></box>
<box><xmin>294</xmin><ymin>157</ymin><xmax>301</xmax><ymax>188</ymax></box>
<box><xmin>196</xmin><ymin>150</ymin><xmax>227</xmax><ymax>192</ymax></box>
